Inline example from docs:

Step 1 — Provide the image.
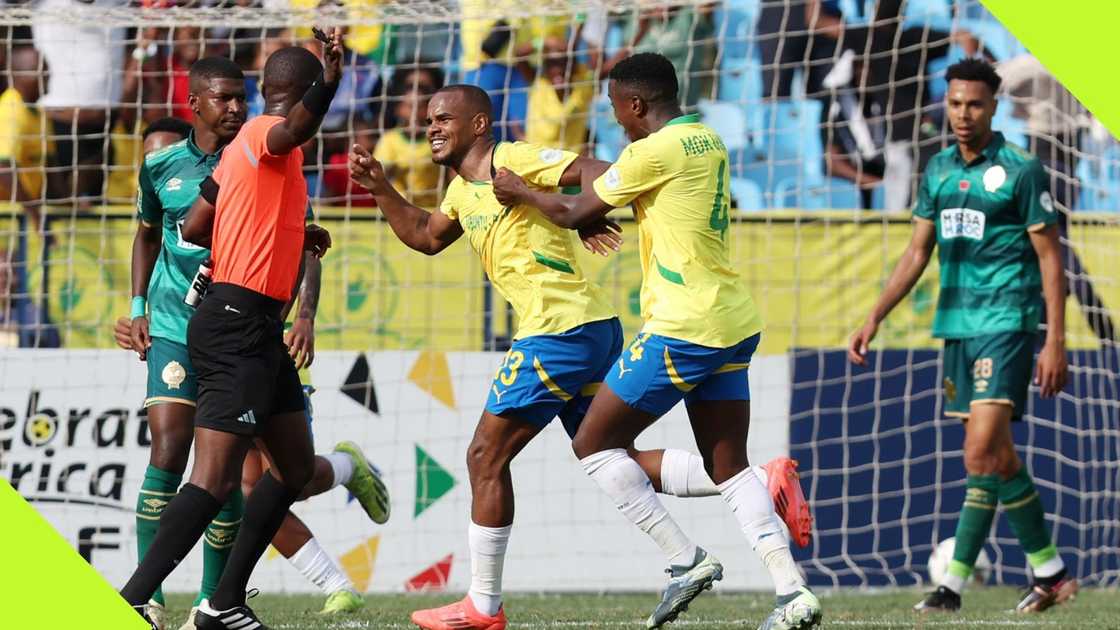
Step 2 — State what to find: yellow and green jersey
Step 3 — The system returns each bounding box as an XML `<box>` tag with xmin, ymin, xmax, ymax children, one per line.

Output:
<box><xmin>439</xmin><ymin>141</ymin><xmax>615</xmax><ymax>339</ymax></box>
<box><xmin>913</xmin><ymin>132</ymin><xmax>1057</xmax><ymax>339</ymax></box>
<box><xmin>592</xmin><ymin>113</ymin><xmax>763</xmax><ymax>348</ymax></box>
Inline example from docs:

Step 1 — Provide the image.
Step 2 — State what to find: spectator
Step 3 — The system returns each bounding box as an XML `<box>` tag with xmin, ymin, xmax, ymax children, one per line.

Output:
<box><xmin>622</xmin><ymin>4</ymin><xmax>717</xmax><ymax>108</ymax></box>
<box><xmin>820</xmin><ymin>91</ymin><xmax>885</xmax><ymax>210</ymax></box>
<box><xmin>525</xmin><ymin>35</ymin><xmax>595</xmax><ymax>153</ymax></box>
<box><xmin>31</xmin><ymin>0</ymin><xmax>127</xmax><ymax>203</ymax></box>
<box><xmin>755</xmin><ymin>0</ymin><xmax>841</xmax><ymax>99</ymax></box>
<box><xmin>373</xmin><ymin>83</ymin><xmax>441</xmax><ymax>207</ymax></box>
<box><xmin>0</xmin><ymin>45</ymin><xmax>52</xmax><ymax>232</ymax></box>
<box><xmin>321</xmin><ymin>116</ymin><xmax>377</xmax><ymax>207</ymax></box>
<box><xmin>0</xmin><ymin>247</ymin><xmax>60</xmax><ymax>348</ymax></box>
<box><xmin>167</xmin><ymin>25</ymin><xmax>204</xmax><ymax>121</ymax></box>
<box><xmin>245</xmin><ymin>28</ymin><xmax>294</xmax><ymax>117</ymax></box>
<box><xmin>299</xmin><ymin>32</ymin><xmax>379</xmax><ymax>131</ymax></box>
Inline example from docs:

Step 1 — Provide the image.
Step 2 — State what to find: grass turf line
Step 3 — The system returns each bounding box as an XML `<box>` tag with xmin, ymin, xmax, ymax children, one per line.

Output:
<box><xmin>165</xmin><ymin>587</ymin><xmax>1112</xmax><ymax>629</ymax></box>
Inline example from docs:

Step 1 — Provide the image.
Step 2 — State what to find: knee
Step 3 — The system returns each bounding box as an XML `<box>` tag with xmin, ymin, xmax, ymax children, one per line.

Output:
<box><xmin>963</xmin><ymin>440</ymin><xmax>1004</xmax><ymax>475</ymax></box>
<box><xmin>466</xmin><ymin>436</ymin><xmax>505</xmax><ymax>481</ymax></box>
<box><xmin>149</xmin><ymin>428</ymin><xmax>193</xmax><ymax>474</ymax></box>
<box><xmin>281</xmin><ymin>460</ymin><xmax>314</xmax><ymax>493</ymax></box>
<box><xmin>571</xmin><ymin>434</ymin><xmax>598</xmax><ymax>460</ymax></box>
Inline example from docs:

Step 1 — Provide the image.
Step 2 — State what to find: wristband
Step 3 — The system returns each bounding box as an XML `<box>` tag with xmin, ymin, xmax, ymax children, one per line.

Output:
<box><xmin>130</xmin><ymin>296</ymin><xmax>147</xmax><ymax>319</ymax></box>
<box><xmin>300</xmin><ymin>71</ymin><xmax>339</xmax><ymax>117</ymax></box>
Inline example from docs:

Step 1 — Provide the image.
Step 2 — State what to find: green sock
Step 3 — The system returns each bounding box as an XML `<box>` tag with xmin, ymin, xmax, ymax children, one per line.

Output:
<box><xmin>196</xmin><ymin>488</ymin><xmax>245</xmax><ymax>606</ymax></box>
<box><xmin>999</xmin><ymin>467</ymin><xmax>1064</xmax><ymax>579</ymax></box>
<box><xmin>946</xmin><ymin>474</ymin><xmax>999</xmax><ymax>591</ymax></box>
<box><xmin>137</xmin><ymin>465</ymin><xmax>182</xmax><ymax>607</ymax></box>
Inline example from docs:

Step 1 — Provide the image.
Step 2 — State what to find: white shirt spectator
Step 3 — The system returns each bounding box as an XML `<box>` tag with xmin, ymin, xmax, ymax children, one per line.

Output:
<box><xmin>31</xmin><ymin>0</ymin><xmax>126</xmax><ymax>109</ymax></box>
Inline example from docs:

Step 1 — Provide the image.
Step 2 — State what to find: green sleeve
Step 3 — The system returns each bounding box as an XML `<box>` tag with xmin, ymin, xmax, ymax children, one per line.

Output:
<box><xmin>136</xmin><ymin>162</ymin><xmax>163</xmax><ymax>226</ymax></box>
<box><xmin>1016</xmin><ymin>158</ymin><xmax>1059</xmax><ymax>230</ymax></box>
<box><xmin>912</xmin><ymin>168</ymin><xmax>936</xmax><ymax>222</ymax></box>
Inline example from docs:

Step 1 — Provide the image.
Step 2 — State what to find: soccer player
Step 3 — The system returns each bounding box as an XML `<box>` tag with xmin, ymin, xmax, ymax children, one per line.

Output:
<box><xmin>120</xmin><ymin>35</ymin><xmax>342</xmax><ymax>630</ymax></box>
<box><xmin>490</xmin><ymin>53</ymin><xmax>821</xmax><ymax>630</ymax></box>
<box><xmin>848</xmin><ymin>58</ymin><xmax>1076</xmax><ymax>614</ymax></box>
<box><xmin>348</xmin><ymin>82</ymin><xmax>811</xmax><ymax>630</ymax></box>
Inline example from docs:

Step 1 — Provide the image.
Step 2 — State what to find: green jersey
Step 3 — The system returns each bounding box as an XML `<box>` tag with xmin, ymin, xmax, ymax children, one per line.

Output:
<box><xmin>136</xmin><ymin>133</ymin><xmax>221</xmax><ymax>345</ymax></box>
<box><xmin>913</xmin><ymin>132</ymin><xmax>1058</xmax><ymax>339</ymax></box>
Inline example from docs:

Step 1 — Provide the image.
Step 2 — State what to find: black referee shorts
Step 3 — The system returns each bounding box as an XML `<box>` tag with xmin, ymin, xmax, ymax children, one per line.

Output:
<box><xmin>187</xmin><ymin>283</ymin><xmax>305</xmax><ymax>436</ymax></box>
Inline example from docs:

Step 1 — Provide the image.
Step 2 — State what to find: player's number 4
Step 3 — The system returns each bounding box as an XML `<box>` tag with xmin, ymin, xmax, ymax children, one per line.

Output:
<box><xmin>709</xmin><ymin>159</ymin><xmax>729</xmax><ymax>238</ymax></box>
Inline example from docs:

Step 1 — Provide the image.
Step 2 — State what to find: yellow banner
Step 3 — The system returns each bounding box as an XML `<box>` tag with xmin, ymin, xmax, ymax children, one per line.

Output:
<box><xmin>9</xmin><ymin>208</ymin><xmax>1118</xmax><ymax>353</ymax></box>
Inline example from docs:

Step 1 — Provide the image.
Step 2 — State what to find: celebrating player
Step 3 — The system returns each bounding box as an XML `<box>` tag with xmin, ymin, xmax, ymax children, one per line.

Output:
<box><xmin>848</xmin><ymin>58</ymin><xmax>1076</xmax><ymax>614</ymax></box>
<box><xmin>349</xmin><ymin>82</ymin><xmax>811</xmax><ymax>630</ymax></box>
<box><xmin>120</xmin><ymin>33</ymin><xmax>343</xmax><ymax>630</ymax></box>
<box><xmin>490</xmin><ymin>53</ymin><xmax>821</xmax><ymax>630</ymax></box>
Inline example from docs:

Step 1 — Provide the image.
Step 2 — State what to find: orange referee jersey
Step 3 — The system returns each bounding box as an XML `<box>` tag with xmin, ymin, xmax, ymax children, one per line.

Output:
<box><xmin>211</xmin><ymin>115</ymin><xmax>306</xmax><ymax>302</ymax></box>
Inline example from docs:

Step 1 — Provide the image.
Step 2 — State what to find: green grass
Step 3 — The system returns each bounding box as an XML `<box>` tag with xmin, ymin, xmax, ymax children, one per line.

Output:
<box><xmin>165</xmin><ymin>587</ymin><xmax>1116</xmax><ymax>629</ymax></box>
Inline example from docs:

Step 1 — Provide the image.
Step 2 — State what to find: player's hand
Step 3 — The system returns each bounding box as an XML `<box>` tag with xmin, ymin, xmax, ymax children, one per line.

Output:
<box><xmin>848</xmin><ymin>319</ymin><xmax>879</xmax><ymax>367</ymax></box>
<box><xmin>113</xmin><ymin>316</ymin><xmax>136</xmax><ymax>352</ymax></box>
<box><xmin>1034</xmin><ymin>340</ymin><xmax>1068</xmax><ymax>398</ymax></box>
<box><xmin>304</xmin><ymin>223</ymin><xmax>332</xmax><ymax>258</ymax></box>
<box><xmin>129</xmin><ymin>316</ymin><xmax>152</xmax><ymax>361</ymax></box>
<box><xmin>492</xmin><ymin>167</ymin><xmax>530</xmax><ymax>207</ymax></box>
<box><xmin>578</xmin><ymin>218</ymin><xmax>623</xmax><ymax>256</ymax></box>
<box><xmin>348</xmin><ymin>144</ymin><xmax>388</xmax><ymax>193</ymax></box>
<box><xmin>284</xmin><ymin>316</ymin><xmax>315</xmax><ymax>369</ymax></box>
<box><xmin>318</xmin><ymin>27</ymin><xmax>344</xmax><ymax>84</ymax></box>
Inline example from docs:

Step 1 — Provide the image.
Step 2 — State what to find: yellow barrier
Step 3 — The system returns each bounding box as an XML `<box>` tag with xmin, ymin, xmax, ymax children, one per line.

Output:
<box><xmin>3</xmin><ymin>207</ymin><xmax>1117</xmax><ymax>352</ymax></box>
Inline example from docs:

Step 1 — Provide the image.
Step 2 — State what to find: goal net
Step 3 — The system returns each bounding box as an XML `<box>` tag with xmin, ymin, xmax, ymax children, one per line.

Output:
<box><xmin>0</xmin><ymin>0</ymin><xmax>1117</xmax><ymax>595</ymax></box>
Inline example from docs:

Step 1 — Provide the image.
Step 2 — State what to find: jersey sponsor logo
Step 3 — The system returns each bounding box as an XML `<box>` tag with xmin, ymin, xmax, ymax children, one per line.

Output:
<box><xmin>161</xmin><ymin>360</ymin><xmax>187</xmax><ymax>390</ymax></box>
<box><xmin>165</xmin><ymin>177</ymin><xmax>183</xmax><ymax>192</ymax></box>
<box><xmin>176</xmin><ymin>220</ymin><xmax>205</xmax><ymax>251</ymax></box>
<box><xmin>538</xmin><ymin>148</ymin><xmax>564</xmax><ymax>164</ymax></box>
<box><xmin>1040</xmin><ymin>190</ymin><xmax>1055</xmax><ymax>213</ymax></box>
<box><xmin>940</xmin><ymin>208</ymin><xmax>985</xmax><ymax>241</ymax></box>
<box><xmin>603</xmin><ymin>166</ymin><xmax>622</xmax><ymax>191</ymax></box>
<box><xmin>982</xmin><ymin>165</ymin><xmax>1006</xmax><ymax>192</ymax></box>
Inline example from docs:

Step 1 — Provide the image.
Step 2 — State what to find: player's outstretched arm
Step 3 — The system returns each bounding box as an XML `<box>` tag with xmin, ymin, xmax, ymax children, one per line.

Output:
<box><xmin>266</xmin><ymin>27</ymin><xmax>343</xmax><ymax>156</ymax></box>
<box><xmin>348</xmin><ymin>144</ymin><xmax>462</xmax><ymax>255</ymax></box>
<box><xmin>849</xmin><ymin>219</ymin><xmax>936</xmax><ymax>366</ymax></box>
<box><xmin>493</xmin><ymin>167</ymin><xmax>613</xmax><ymax>229</ymax></box>
<box><xmin>1030</xmin><ymin>224</ymin><xmax>1068</xmax><ymax>397</ymax></box>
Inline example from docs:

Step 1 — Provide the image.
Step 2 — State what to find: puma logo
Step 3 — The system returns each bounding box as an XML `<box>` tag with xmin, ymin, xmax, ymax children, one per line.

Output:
<box><xmin>617</xmin><ymin>359</ymin><xmax>632</xmax><ymax>379</ymax></box>
<box><xmin>491</xmin><ymin>385</ymin><xmax>507</xmax><ymax>404</ymax></box>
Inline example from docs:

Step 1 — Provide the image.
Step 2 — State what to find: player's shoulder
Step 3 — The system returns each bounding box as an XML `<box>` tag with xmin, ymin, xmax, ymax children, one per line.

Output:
<box><xmin>143</xmin><ymin>139</ymin><xmax>190</xmax><ymax>169</ymax></box>
<box><xmin>996</xmin><ymin>136</ymin><xmax>1042</xmax><ymax>171</ymax></box>
<box><xmin>498</xmin><ymin>140</ymin><xmax>568</xmax><ymax>168</ymax></box>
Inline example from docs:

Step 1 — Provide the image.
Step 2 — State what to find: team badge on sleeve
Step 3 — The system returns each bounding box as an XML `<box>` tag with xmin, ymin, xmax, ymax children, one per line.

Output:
<box><xmin>539</xmin><ymin>148</ymin><xmax>564</xmax><ymax>164</ymax></box>
<box><xmin>604</xmin><ymin>166</ymin><xmax>622</xmax><ymax>191</ymax></box>
<box><xmin>1040</xmin><ymin>190</ymin><xmax>1055</xmax><ymax>213</ymax></box>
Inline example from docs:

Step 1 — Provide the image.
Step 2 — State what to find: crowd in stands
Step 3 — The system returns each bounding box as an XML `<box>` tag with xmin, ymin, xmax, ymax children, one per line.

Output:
<box><xmin>0</xmin><ymin>0</ymin><xmax>1106</xmax><ymax>347</ymax></box>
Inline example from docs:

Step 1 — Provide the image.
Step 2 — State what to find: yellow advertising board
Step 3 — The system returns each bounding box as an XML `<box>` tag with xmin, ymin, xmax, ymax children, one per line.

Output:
<box><xmin>5</xmin><ymin>207</ymin><xmax>1117</xmax><ymax>353</ymax></box>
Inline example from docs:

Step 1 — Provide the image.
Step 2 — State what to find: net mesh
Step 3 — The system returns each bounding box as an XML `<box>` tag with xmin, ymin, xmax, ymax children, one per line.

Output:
<box><xmin>0</xmin><ymin>0</ymin><xmax>1117</xmax><ymax>592</ymax></box>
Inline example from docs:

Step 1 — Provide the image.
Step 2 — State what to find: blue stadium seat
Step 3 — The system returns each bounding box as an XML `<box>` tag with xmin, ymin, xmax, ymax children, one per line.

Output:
<box><xmin>730</xmin><ymin>177</ymin><xmax>764</xmax><ymax>211</ymax></box>
<box><xmin>903</xmin><ymin>0</ymin><xmax>953</xmax><ymax>30</ymax></box>
<box><xmin>591</xmin><ymin>94</ymin><xmax>626</xmax><ymax>163</ymax></box>
<box><xmin>699</xmin><ymin>99</ymin><xmax>750</xmax><ymax>153</ymax></box>
<box><xmin>776</xmin><ymin>175</ymin><xmax>862</xmax><ymax>210</ymax></box>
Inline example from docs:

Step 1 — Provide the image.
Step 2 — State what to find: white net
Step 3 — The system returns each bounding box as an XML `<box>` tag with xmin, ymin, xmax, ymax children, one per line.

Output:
<box><xmin>0</xmin><ymin>0</ymin><xmax>1118</xmax><ymax>595</ymax></box>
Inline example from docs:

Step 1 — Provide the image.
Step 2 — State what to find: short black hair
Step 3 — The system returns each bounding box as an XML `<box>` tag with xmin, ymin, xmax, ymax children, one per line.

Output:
<box><xmin>946</xmin><ymin>57</ymin><xmax>1002</xmax><ymax>94</ymax></box>
<box><xmin>262</xmin><ymin>46</ymin><xmax>323</xmax><ymax>91</ymax></box>
<box><xmin>608</xmin><ymin>52</ymin><xmax>679</xmax><ymax>105</ymax></box>
<box><xmin>435</xmin><ymin>84</ymin><xmax>492</xmax><ymax>118</ymax></box>
<box><xmin>142</xmin><ymin>116</ymin><xmax>193</xmax><ymax>141</ymax></box>
<box><xmin>189</xmin><ymin>56</ymin><xmax>244</xmax><ymax>92</ymax></box>
<box><xmin>388</xmin><ymin>64</ymin><xmax>445</xmax><ymax>97</ymax></box>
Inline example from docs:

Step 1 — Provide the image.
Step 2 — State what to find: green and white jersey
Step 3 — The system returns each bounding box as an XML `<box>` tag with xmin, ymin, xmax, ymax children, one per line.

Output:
<box><xmin>913</xmin><ymin>132</ymin><xmax>1058</xmax><ymax>339</ymax></box>
<box><xmin>136</xmin><ymin>133</ymin><xmax>221</xmax><ymax>345</ymax></box>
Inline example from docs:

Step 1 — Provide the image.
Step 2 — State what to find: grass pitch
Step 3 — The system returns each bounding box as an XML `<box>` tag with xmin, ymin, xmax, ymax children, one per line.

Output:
<box><xmin>166</xmin><ymin>587</ymin><xmax>1114</xmax><ymax>629</ymax></box>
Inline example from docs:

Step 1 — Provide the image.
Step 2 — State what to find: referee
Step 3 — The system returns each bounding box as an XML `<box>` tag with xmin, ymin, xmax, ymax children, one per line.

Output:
<box><xmin>121</xmin><ymin>31</ymin><xmax>341</xmax><ymax>630</ymax></box>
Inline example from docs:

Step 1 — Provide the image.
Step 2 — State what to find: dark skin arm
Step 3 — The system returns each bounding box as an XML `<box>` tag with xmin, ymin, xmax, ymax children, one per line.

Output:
<box><xmin>492</xmin><ymin>167</ymin><xmax>614</xmax><ymax>229</ymax></box>
<box><xmin>281</xmin><ymin>253</ymin><xmax>320</xmax><ymax>369</ymax></box>
<box><xmin>128</xmin><ymin>220</ymin><xmax>162</xmax><ymax>359</ymax></box>
<box><xmin>1029</xmin><ymin>224</ymin><xmax>1068</xmax><ymax>397</ymax></box>
<box><xmin>181</xmin><ymin>194</ymin><xmax>215</xmax><ymax>248</ymax></box>
<box><xmin>265</xmin><ymin>28</ymin><xmax>343</xmax><ymax>156</ymax></box>
<box><xmin>348</xmin><ymin>144</ymin><xmax>463</xmax><ymax>255</ymax></box>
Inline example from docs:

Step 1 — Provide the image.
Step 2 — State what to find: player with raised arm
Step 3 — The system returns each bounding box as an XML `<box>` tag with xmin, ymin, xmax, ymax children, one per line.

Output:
<box><xmin>349</xmin><ymin>83</ymin><xmax>811</xmax><ymax>630</ymax></box>
<box><xmin>119</xmin><ymin>33</ymin><xmax>348</xmax><ymax>630</ymax></box>
<box><xmin>490</xmin><ymin>53</ymin><xmax>821</xmax><ymax>630</ymax></box>
<box><xmin>848</xmin><ymin>58</ymin><xmax>1076</xmax><ymax>615</ymax></box>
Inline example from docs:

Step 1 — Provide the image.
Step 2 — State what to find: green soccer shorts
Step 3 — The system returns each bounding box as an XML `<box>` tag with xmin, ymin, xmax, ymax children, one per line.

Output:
<box><xmin>145</xmin><ymin>337</ymin><xmax>198</xmax><ymax>407</ymax></box>
<box><xmin>942</xmin><ymin>331</ymin><xmax>1036</xmax><ymax>421</ymax></box>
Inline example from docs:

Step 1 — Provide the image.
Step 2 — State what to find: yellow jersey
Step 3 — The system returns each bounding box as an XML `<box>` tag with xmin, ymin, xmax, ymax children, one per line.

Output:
<box><xmin>459</xmin><ymin>1</ymin><xmax>569</xmax><ymax>71</ymax></box>
<box><xmin>592</xmin><ymin>114</ymin><xmax>763</xmax><ymax>348</ymax></box>
<box><xmin>526</xmin><ymin>67</ymin><xmax>595</xmax><ymax>153</ymax></box>
<box><xmin>440</xmin><ymin>141</ymin><xmax>615</xmax><ymax>339</ymax></box>
<box><xmin>373</xmin><ymin>128</ymin><xmax>441</xmax><ymax>208</ymax></box>
<box><xmin>0</xmin><ymin>88</ymin><xmax>52</xmax><ymax>201</ymax></box>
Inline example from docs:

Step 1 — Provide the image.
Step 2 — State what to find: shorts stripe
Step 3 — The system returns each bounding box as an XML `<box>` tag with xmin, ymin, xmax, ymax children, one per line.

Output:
<box><xmin>662</xmin><ymin>347</ymin><xmax>695</xmax><ymax>393</ymax></box>
<box><xmin>144</xmin><ymin>396</ymin><xmax>196</xmax><ymax>408</ymax></box>
<box><xmin>945</xmin><ymin>411</ymin><xmax>971</xmax><ymax>418</ymax></box>
<box><xmin>532</xmin><ymin>356</ymin><xmax>572</xmax><ymax>402</ymax></box>
<box><xmin>713</xmin><ymin>362</ymin><xmax>750</xmax><ymax>374</ymax></box>
<box><xmin>970</xmin><ymin>398</ymin><xmax>1015</xmax><ymax>408</ymax></box>
<box><xmin>580</xmin><ymin>382</ymin><xmax>601</xmax><ymax>397</ymax></box>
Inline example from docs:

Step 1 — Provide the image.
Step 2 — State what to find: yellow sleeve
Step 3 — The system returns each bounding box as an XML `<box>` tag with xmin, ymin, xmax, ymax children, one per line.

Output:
<box><xmin>592</xmin><ymin>140</ymin><xmax>669</xmax><ymax>208</ymax></box>
<box><xmin>0</xmin><ymin>100</ymin><xmax>21</xmax><ymax>160</ymax></box>
<box><xmin>439</xmin><ymin>183</ymin><xmax>460</xmax><ymax>220</ymax></box>
<box><xmin>372</xmin><ymin>133</ymin><xmax>396</xmax><ymax>165</ymax></box>
<box><xmin>499</xmin><ymin>141</ymin><xmax>578</xmax><ymax>188</ymax></box>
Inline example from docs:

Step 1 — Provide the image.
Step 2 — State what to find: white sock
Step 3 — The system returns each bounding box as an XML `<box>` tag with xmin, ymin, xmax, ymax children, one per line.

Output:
<box><xmin>582</xmin><ymin>448</ymin><xmax>697</xmax><ymax>566</ymax></box>
<box><xmin>940</xmin><ymin>571</ymin><xmax>967</xmax><ymax>593</ymax></box>
<box><xmin>1031</xmin><ymin>554</ymin><xmax>1066</xmax><ymax>579</ymax></box>
<box><xmin>718</xmin><ymin>467</ymin><xmax>804</xmax><ymax>596</ymax></box>
<box><xmin>288</xmin><ymin>537</ymin><xmax>356</xmax><ymax>595</ymax></box>
<box><xmin>467</xmin><ymin>521</ymin><xmax>511</xmax><ymax>617</ymax></box>
<box><xmin>323</xmin><ymin>452</ymin><xmax>354</xmax><ymax>489</ymax></box>
<box><xmin>659</xmin><ymin>449</ymin><xmax>720</xmax><ymax>497</ymax></box>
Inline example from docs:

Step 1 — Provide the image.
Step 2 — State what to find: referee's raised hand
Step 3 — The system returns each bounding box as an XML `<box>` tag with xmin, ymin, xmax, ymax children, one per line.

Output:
<box><xmin>304</xmin><ymin>224</ymin><xmax>332</xmax><ymax>258</ymax></box>
<box><xmin>318</xmin><ymin>27</ymin><xmax>344</xmax><ymax>85</ymax></box>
